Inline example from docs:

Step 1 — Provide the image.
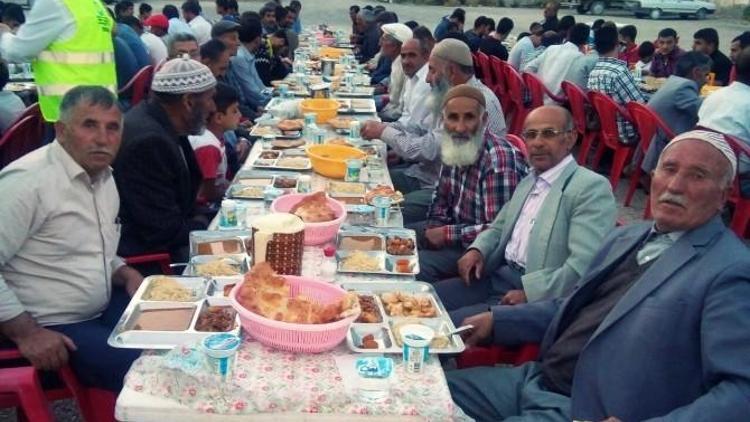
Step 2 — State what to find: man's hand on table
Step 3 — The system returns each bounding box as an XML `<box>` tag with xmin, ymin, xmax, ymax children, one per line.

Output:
<box><xmin>500</xmin><ymin>289</ymin><xmax>527</xmax><ymax>306</ymax></box>
<box><xmin>458</xmin><ymin>249</ymin><xmax>484</xmax><ymax>285</ymax></box>
<box><xmin>360</xmin><ymin>120</ymin><xmax>386</xmax><ymax>140</ymax></box>
<box><xmin>424</xmin><ymin>226</ymin><xmax>446</xmax><ymax>250</ymax></box>
<box><xmin>1</xmin><ymin>312</ymin><xmax>77</xmax><ymax>371</ymax></box>
<box><xmin>461</xmin><ymin>312</ymin><xmax>492</xmax><ymax>346</ymax></box>
<box><xmin>113</xmin><ymin>265</ymin><xmax>145</xmax><ymax>297</ymax></box>
<box><xmin>386</xmin><ymin>150</ymin><xmax>401</xmax><ymax>166</ymax></box>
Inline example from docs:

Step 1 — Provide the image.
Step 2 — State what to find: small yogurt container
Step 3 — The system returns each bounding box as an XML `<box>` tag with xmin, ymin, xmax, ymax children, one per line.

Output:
<box><xmin>400</xmin><ymin>324</ymin><xmax>435</xmax><ymax>374</ymax></box>
<box><xmin>345</xmin><ymin>159</ymin><xmax>363</xmax><ymax>182</ymax></box>
<box><xmin>219</xmin><ymin>200</ymin><xmax>238</xmax><ymax>228</ymax></box>
<box><xmin>202</xmin><ymin>333</ymin><xmax>241</xmax><ymax>379</ymax></box>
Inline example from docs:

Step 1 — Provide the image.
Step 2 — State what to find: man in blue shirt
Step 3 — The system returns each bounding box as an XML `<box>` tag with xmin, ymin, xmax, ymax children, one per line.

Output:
<box><xmin>227</xmin><ymin>18</ymin><xmax>270</xmax><ymax>119</ymax></box>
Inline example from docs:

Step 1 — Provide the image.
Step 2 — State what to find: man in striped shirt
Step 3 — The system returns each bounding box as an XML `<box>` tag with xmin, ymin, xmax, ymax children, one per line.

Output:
<box><xmin>414</xmin><ymin>85</ymin><xmax>527</xmax><ymax>283</ymax></box>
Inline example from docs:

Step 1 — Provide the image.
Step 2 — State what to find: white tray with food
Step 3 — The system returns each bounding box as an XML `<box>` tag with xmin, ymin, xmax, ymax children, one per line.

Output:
<box><xmin>334</xmin><ymin>86</ymin><xmax>375</xmax><ymax>98</ymax></box>
<box><xmin>334</xmin><ymin>98</ymin><xmax>377</xmax><ymax>114</ymax></box>
<box><xmin>228</xmin><ymin>174</ymin><xmax>300</xmax><ymax>199</ymax></box>
<box><xmin>189</xmin><ymin>231</ymin><xmax>248</xmax><ymax>257</ymax></box>
<box><xmin>108</xmin><ymin>275</ymin><xmax>241</xmax><ymax>349</ymax></box>
<box><xmin>340</xmin><ymin>282</ymin><xmax>465</xmax><ymax>355</ymax></box>
<box><xmin>335</xmin><ymin>227</ymin><xmax>419</xmax><ymax>276</ymax></box>
<box><xmin>252</xmin><ymin>150</ymin><xmax>312</xmax><ymax>171</ymax></box>
<box><xmin>250</xmin><ymin>120</ymin><xmax>303</xmax><ymax>139</ymax></box>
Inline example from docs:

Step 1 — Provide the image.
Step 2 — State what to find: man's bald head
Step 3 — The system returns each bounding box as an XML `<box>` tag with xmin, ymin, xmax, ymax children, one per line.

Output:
<box><xmin>522</xmin><ymin>105</ymin><xmax>576</xmax><ymax>173</ymax></box>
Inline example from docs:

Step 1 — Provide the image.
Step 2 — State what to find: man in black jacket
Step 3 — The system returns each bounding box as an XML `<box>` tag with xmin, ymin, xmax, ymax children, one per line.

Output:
<box><xmin>114</xmin><ymin>56</ymin><xmax>217</xmax><ymax>263</ymax></box>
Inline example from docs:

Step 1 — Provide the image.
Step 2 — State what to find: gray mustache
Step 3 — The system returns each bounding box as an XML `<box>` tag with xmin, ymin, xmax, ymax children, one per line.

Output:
<box><xmin>658</xmin><ymin>192</ymin><xmax>687</xmax><ymax>207</ymax></box>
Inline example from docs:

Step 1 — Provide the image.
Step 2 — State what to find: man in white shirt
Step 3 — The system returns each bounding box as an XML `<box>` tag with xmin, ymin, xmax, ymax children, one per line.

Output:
<box><xmin>508</xmin><ymin>23</ymin><xmax>543</xmax><ymax>70</ymax></box>
<box><xmin>698</xmin><ymin>46</ymin><xmax>750</xmax><ymax>195</ymax></box>
<box><xmin>524</xmin><ymin>23</ymin><xmax>590</xmax><ymax>101</ymax></box>
<box><xmin>163</xmin><ymin>4</ymin><xmax>193</xmax><ymax>36</ymax></box>
<box><xmin>0</xmin><ymin>86</ymin><xmax>143</xmax><ymax>391</ymax></box>
<box><xmin>435</xmin><ymin>106</ymin><xmax>615</xmax><ymax>325</ymax></box>
<box><xmin>394</xmin><ymin>37</ymin><xmax>432</xmax><ymax>128</ymax></box>
<box><xmin>182</xmin><ymin>0</ymin><xmax>212</xmax><ymax>45</ymax></box>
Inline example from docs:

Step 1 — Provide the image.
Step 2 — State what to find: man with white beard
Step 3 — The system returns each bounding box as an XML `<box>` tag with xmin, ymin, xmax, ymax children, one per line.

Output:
<box><xmin>414</xmin><ymin>85</ymin><xmax>527</xmax><ymax>284</ymax></box>
<box><xmin>434</xmin><ymin>106</ymin><xmax>616</xmax><ymax>325</ymax></box>
<box><xmin>361</xmin><ymin>38</ymin><xmax>507</xmax><ymax>223</ymax></box>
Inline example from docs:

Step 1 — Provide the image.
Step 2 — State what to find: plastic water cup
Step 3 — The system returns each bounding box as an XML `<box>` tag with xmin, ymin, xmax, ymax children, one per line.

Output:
<box><xmin>345</xmin><ymin>158</ymin><xmax>363</xmax><ymax>182</ymax></box>
<box><xmin>372</xmin><ymin>195</ymin><xmax>391</xmax><ymax>226</ymax></box>
<box><xmin>400</xmin><ymin>324</ymin><xmax>435</xmax><ymax>374</ymax></box>
<box><xmin>355</xmin><ymin>357</ymin><xmax>393</xmax><ymax>402</ymax></box>
<box><xmin>297</xmin><ymin>175</ymin><xmax>311</xmax><ymax>193</ymax></box>
<box><xmin>219</xmin><ymin>200</ymin><xmax>238</xmax><ymax>228</ymax></box>
<box><xmin>313</xmin><ymin>128</ymin><xmax>327</xmax><ymax>145</ymax></box>
<box><xmin>202</xmin><ymin>334</ymin><xmax>241</xmax><ymax>380</ymax></box>
<box><xmin>304</xmin><ymin>112</ymin><xmax>317</xmax><ymax>126</ymax></box>
<box><xmin>348</xmin><ymin>120</ymin><xmax>361</xmax><ymax>141</ymax></box>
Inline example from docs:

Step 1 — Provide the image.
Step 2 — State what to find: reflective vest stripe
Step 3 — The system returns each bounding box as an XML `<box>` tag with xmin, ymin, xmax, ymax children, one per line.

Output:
<box><xmin>37</xmin><ymin>84</ymin><xmax>117</xmax><ymax>97</ymax></box>
<box><xmin>37</xmin><ymin>51</ymin><xmax>115</xmax><ymax>65</ymax></box>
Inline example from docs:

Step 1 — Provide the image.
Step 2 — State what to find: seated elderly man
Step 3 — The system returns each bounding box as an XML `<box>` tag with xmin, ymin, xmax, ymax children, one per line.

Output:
<box><xmin>434</xmin><ymin>105</ymin><xmax>615</xmax><ymax>322</ymax></box>
<box><xmin>415</xmin><ymin>85</ymin><xmax>527</xmax><ymax>284</ymax></box>
<box><xmin>0</xmin><ymin>86</ymin><xmax>143</xmax><ymax>391</ymax></box>
<box><xmin>447</xmin><ymin>129</ymin><xmax>750</xmax><ymax>422</ymax></box>
<box><xmin>379</xmin><ymin>28</ymin><xmax>433</xmax><ymax>123</ymax></box>
<box><xmin>360</xmin><ymin>39</ymin><xmax>506</xmax><ymax>223</ymax></box>
<box><xmin>114</xmin><ymin>57</ymin><xmax>217</xmax><ymax>263</ymax></box>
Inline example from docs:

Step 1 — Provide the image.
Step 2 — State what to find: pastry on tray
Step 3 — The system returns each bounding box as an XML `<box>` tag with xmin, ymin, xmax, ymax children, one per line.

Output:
<box><xmin>236</xmin><ymin>262</ymin><xmax>359</xmax><ymax>324</ymax></box>
<box><xmin>327</xmin><ymin>116</ymin><xmax>355</xmax><ymax>130</ymax></box>
<box><xmin>277</xmin><ymin>119</ymin><xmax>304</xmax><ymax>132</ymax></box>
<box><xmin>271</xmin><ymin>139</ymin><xmax>305</xmax><ymax>149</ymax></box>
<box><xmin>364</xmin><ymin>185</ymin><xmax>404</xmax><ymax>204</ymax></box>
<box><xmin>290</xmin><ymin>191</ymin><xmax>337</xmax><ymax>223</ymax></box>
<box><xmin>327</xmin><ymin>138</ymin><xmax>352</xmax><ymax>147</ymax></box>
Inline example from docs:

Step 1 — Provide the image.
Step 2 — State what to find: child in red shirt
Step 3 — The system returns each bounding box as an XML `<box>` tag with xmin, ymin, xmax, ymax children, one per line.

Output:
<box><xmin>618</xmin><ymin>25</ymin><xmax>640</xmax><ymax>68</ymax></box>
<box><xmin>189</xmin><ymin>82</ymin><xmax>242</xmax><ymax>205</ymax></box>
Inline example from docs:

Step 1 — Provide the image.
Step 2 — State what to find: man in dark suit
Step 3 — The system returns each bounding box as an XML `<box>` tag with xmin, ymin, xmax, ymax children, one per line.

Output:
<box><xmin>448</xmin><ymin>130</ymin><xmax>750</xmax><ymax>421</ymax></box>
<box><xmin>641</xmin><ymin>51</ymin><xmax>710</xmax><ymax>174</ymax></box>
<box><xmin>114</xmin><ymin>56</ymin><xmax>217</xmax><ymax>262</ymax></box>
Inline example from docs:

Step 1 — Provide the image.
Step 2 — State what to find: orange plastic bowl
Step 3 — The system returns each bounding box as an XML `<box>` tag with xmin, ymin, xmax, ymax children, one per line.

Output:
<box><xmin>306</xmin><ymin>144</ymin><xmax>367</xmax><ymax>179</ymax></box>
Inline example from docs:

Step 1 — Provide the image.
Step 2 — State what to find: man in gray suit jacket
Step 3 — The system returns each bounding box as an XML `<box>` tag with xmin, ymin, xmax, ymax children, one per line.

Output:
<box><xmin>435</xmin><ymin>106</ymin><xmax>616</xmax><ymax>326</ymax></box>
<box><xmin>448</xmin><ymin>130</ymin><xmax>750</xmax><ymax>422</ymax></box>
<box><xmin>641</xmin><ymin>51</ymin><xmax>711</xmax><ymax>173</ymax></box>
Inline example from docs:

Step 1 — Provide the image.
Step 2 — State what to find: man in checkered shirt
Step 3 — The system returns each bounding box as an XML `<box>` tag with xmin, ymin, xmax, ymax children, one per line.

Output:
<box><xmin>587</xmin><ymin>25</ymin><xmax>645</xmax><ymax>145</ymax></box>
<box><xmin>413</xmin><ymin>85</ymin><xmax>527</xmax><ymax>284</ymax></box>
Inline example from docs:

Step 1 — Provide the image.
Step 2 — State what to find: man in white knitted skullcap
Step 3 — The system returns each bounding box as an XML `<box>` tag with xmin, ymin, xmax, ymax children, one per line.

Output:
<box><xmin>114</xmin><ymin>55</ymin><xmax>218</xmax><ymax>263</ymax></box>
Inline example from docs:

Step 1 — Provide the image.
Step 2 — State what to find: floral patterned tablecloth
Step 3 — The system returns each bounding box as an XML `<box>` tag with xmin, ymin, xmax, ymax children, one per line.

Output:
<box><xmin>124</xmin><ymin>338</ymin><xmax>471</xmax><ymax>421</ymax></box>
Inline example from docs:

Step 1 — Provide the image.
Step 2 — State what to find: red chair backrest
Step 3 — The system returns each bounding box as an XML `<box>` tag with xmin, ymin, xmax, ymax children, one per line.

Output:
<box><xmin>521</xmin><ymin>72</ymin><xmax>547</xmax><ymax>109</ymax></box>
<box><xmin>506</xmin><ymin>133</ymin><xmax>529</xmax><ymax>159</ymax></box>
<box><xmin>625</xmin><ymin>101</ymin><xmax>676</xmax><ymax>155</ymax></box>
<box><xmin>472</xmin><ymin>52</ymin><xmax>483</xmax><ymax>82</ymax></box>
<box><xmin>561</xmin><ymin>81</ymin><xmax>588</xmax><ymax>138</ymax></box>
<box><xmin>0</xmin><ymin>105</ymin><xmax>45</xmax><ymax>169</ymax></box>
<box><xmin>476</xmin><ymin>52</ymin><xmax>493</xmax><ymax>87</ymax></box>
<box><xmin>490</xmin><ymin>56</ymin><xmax>510</xmax><ymax>109</ymax></box>
<box><xmin>503</xmin><ymin>65</ymin><xmax>527</xmax><ymax>134</ymax></box>
<box><xmin>588</xmin><ymin>90</ymin><xmax>632</xmax><ymax>149</ymax></box>
<box><xmin>118</xmin><ymin>65</ymin><xmax>154</xmax><ymax>107</ymax></box>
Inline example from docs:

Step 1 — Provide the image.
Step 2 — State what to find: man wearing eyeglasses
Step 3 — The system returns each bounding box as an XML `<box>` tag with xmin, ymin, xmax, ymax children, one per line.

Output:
<box><xmin>435</xmin><ymin>105</ymin><xmax>616</xmax><ymax>326</ymax></box>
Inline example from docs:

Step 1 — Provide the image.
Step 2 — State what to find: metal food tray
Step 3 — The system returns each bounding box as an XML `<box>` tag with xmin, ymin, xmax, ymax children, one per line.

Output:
<box><xmin>189</xmin><ymin>231</ymin><xmax>249</xmax><ymax>258</ymax></box>
<box><xmin>108</xmin><ymin>276</ymin><xmax>241</xmax><ymax>349</ymax></box>
<box><xmin>228</xmin><ymin>175</ymin><xmax>300</xmax><ymax>199</ymax></box>
<box><xmin>336</xmin><ymin>227</ymin><xmax>419</xmax><ymax>276</ymax></box>
<box><xmin>334</xmin><ymin>86</ymin><xmax>375</xmax><ymax>98</ymax></box>
<box><xmin>340</xmin><ymin>282</ymin><xmax>465</xmax><ymax>355</ymax></box>
<box><xmin>252</xmin><ymin>150</ymin><xmax>312</xmax><ymax>171</ymax></box>
<box><xmin>187</xmin><ymin>254</ymin><xmax>249</xmax><ymax>277</ymax></box>
<box><xmin>334</xmin><ymin>98</ymin><xmax>377</xmax><ymax>114</ymax></box>
<box><xmin>250</xmin><ymin>124</ymin><xmax>302</xmax><ymax>139</ymax></box>
<box><xmin>327</xmin><ymin>181</ymin><xmax>367</xmax><ymax>197</ymax></box>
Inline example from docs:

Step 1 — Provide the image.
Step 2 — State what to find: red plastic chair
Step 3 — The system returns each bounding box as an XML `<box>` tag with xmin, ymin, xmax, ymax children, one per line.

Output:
<box><xmin>521</xmin><ymin>72</ymin><xmax>567</xmax><ymax>109</ymax></box>
<box><xmin>561</xmin><ymin>81</ymin><xmax>596</xmax><ymax>166</ymax></box>
<box><xmin>624</xmin><ymin>102</ymin><xmax>676</xmax><ymax>219</ymax></box>
<box><xmin>0</xmin><ymin>367</ymin><xmax>55</xmax><ymax>422</ymax></box>
<box><xmin>0</xmin><ymin>347</ymin><xmax>117</xmax><ymax>422</ymax></box>
<box><xmin>588</xmin><ymin>91</ymin><xmax>636</xmax><ymax>190</ymax></box>
<box><xmin>724</xmin><ymin>134</ymin><xmax>750</xmax><ymax>238</ymax></box>
<box><xmin>472</xmin><ymin>52</ymin><xmax>484</xmax><ymax>82</ymax></box>
<box><xmin>118</xmin><ymin>65</ymin><xmax>154</xmax><ymax>107</ymax></box>
<box><xmin>0</xmin><ymin>112</ymin><xmax>45</xmax><ymax>169</ymax></box>
<box><xmin>456</xmin><ymin>343</ymin><xmax>540</xmax><ymax>369</ymax></box>
<box><xmin>503</xmin><ymin>65</ymin><xmax>528</xmax><ymax>136</ymax></box>
<box><xmin>489</xmin><ymin>56</ymin><xmax>510</xmax><ymax>112</ymax></box>
<box><xmin>506</xmin><ymin>133</ymin><xmax>529</xmax><ymax>160</ymax></box>
<box><xmin>475</xmin><ymin>51</ymin><xmax>493</xmax><ymax>87</ymax></box>
<box><xmin>123</xmin><ymin>252</ymin><xmax>174</xmax><ymax>275</ymax></box>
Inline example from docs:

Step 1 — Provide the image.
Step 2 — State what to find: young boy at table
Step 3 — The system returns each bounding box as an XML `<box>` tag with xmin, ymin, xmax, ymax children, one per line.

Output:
<box><xmin>189</xmin><ymin>82</ymin><xmax>241</xmax><ymax>205</ymax></box>
<box><xmin>634</xmin><ymin>41</ymin><xmax>655</xmax><ymax>75</ymax></box>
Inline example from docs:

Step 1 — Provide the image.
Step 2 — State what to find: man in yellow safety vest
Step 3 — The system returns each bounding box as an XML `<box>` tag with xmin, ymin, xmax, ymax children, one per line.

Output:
<box><xmin>0</xmin><ymin>0</ymin><xmax>117</xmax><ymax>122</ymax></box>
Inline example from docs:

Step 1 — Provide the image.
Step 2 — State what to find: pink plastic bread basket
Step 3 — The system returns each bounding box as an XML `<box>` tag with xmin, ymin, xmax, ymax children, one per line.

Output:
<box><xmin>270</xmin><ymin>193</ymin><xmax>347</xmax><ymax>245</ymax></box>
<box><xmin>229</xmin><ymin>275</ymin><xmax>359</xmax><ymax>353</ymax></box>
